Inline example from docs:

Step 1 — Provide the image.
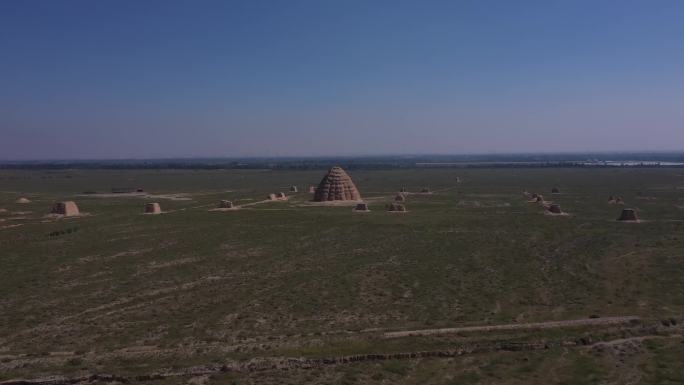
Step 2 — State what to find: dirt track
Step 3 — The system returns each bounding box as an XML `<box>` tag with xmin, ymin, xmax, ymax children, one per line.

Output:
<box><xmin>2</xmin><ymin>316</ymin><xmax>674</xmax><ymax>385</ymax></box>
<box><xmin>383</xmin><ymin>315</ymin><xmax>641</xmax><ymax>338</ymax></box>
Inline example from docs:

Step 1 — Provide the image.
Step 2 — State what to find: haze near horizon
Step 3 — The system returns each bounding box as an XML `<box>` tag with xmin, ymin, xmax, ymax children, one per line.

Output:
<box><xmin>1</xmin><ymin>0</ymin><xmax>683</xmax><ymax>160</ymax></box>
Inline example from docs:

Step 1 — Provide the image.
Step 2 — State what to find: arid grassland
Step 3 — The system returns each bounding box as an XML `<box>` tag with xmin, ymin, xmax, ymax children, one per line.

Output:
<box><xmin>1</xmin><ymin>168</ymin><xmax>683</xmax><ymax>384</ymax></box>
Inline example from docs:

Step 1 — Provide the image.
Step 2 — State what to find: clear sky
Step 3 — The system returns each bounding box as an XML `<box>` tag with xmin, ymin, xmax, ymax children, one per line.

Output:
<box><xmin>1</xmin><ymin>0</ymin><xmax>683</xmax><ymax>160</ymax></box>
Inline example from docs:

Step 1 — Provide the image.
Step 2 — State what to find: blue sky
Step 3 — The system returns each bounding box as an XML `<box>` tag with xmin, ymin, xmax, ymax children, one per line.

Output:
<box><xmin>1</xmin><ymin>0</ymin><xmax>683</xmax><ymax>159</ymax></box>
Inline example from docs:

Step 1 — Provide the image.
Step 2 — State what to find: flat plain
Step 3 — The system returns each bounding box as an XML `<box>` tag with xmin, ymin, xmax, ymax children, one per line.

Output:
<box><xmin>1</xmin><ymin>168</ymin><xmax>683</xmax><ymax>384</ymax></box>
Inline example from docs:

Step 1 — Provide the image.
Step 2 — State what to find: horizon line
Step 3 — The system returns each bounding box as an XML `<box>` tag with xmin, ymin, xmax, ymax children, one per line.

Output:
<box><xmin>2</xmin><ymin>150</ymin><xmax>684</xmax><ymax>163</ymax></box>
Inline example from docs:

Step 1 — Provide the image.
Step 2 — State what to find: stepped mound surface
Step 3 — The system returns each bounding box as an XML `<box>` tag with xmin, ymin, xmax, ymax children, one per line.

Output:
<box><xmin>313</xmin><ymin>166</ymin><xmax>361</xmax><ymax>202</ymax></box>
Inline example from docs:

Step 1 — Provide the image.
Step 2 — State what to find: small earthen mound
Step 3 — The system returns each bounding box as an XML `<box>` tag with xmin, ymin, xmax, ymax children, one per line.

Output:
<box><xmin>608</xmin><ymin>195</ymin><xmax>616</xmax><ymax>204</ymax></box>
<box><xmin>15</xmin><ymin>197</ymin><xmax>31</xmax><ymax>204</ymax></box>
<box><xmin>51</xmin><ymin>201</ymin><xmax>79</xmax><ymax>216</ymax></box>
<box><xmin>547</xmin><ymin>203</ymin><xmax>562</xmax><ymax>214</ymax></box>
<box><xmin>219</xmin><ymin>200</ymin><xmax>234</xmax><ymax>209</ymax></box>
<box><xmin>268</xmin><ymin>194</ymin><xmax>278</xmax><ymax>201</ymax></box>
<box><xmin>535</xmin><ymin>195</ymin><xmax>545</xmax><ymax>203</ymax></box>
<box><xmin>551</xmin><ymin>187</ymin><xmax>560</xmax><ymax>194</ymax></box>
<box><xmin>289</xmin><ymin>186</ymin><xmax>298</xmax><ymax>193</ymax></box>
<box><xmin>394</xmin><ymin>194</ymin><xmax>406</xmax><ymax>202</ymax></box>
<box><xmin>313</xmin><ymin>166</ymin><xmax>361</xmax><ymax>202</ymax></box>
<box><xmin>354</xmin><ymin>202</ymin><xmax>370</xmax><ymax>212</ymax></box>
<box><xmin>618</xmin><ymin>208</ymin><xmax>638</xmax><ymax>222</ymax></box>
<box><xmin>144</xmin><ymin>202</ymin><xmax>161</xmax><ymax>214</ymax></box>
<box><xmin>615</xmin><ymin>196</ymin><xmax>624</xmax><ymax>205</ymax></box>
<box><xmin>387</xmin><ymin>203</ymin><xmax>407</xmax><ymax>212</ymax></box>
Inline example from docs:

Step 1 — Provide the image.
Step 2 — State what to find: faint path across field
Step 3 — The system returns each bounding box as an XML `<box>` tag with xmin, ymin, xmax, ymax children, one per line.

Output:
<box><xmin>383</xmin><ymin>316</ymin><xmax>640</xmax><ymax>338</ymax></box>
<box><xmin>3</xmin><ymin>316</ymin><xmax>680</xmax><ymax>385</ymax></box>
<box><xmin>238</xmin><ymin>198</ymin><xmax>287</xmax><ymax>208</ymax></box>
<box><xmin>2</xmin><ymin>325</ymin><xmax>680</xmax><ymax>385</ymax></box>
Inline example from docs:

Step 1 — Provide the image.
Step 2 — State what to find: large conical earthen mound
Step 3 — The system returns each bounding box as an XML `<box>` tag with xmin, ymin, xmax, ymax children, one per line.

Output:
<box><xmin>313</xmin><ymin>166</ymin><xmax>361</xmax><ymax>202</ymax></box>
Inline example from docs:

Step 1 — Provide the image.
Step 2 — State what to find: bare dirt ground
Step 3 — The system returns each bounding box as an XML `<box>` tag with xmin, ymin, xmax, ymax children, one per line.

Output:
<box><xmin>543</xmin><ymin>210</ymin><xmax>570</xmax><ymax>217</ymax></box>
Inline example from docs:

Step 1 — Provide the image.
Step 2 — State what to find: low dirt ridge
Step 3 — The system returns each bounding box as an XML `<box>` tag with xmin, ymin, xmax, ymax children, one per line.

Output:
<box><xmin>2</xmin><ymin>318</ymin><xmax>680</xmax><ymax>385</ymax></box>
<box><xmin>383</xmin><ymin>315</ymin><xmax>640</xmax><ymax>338</ymax></box>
